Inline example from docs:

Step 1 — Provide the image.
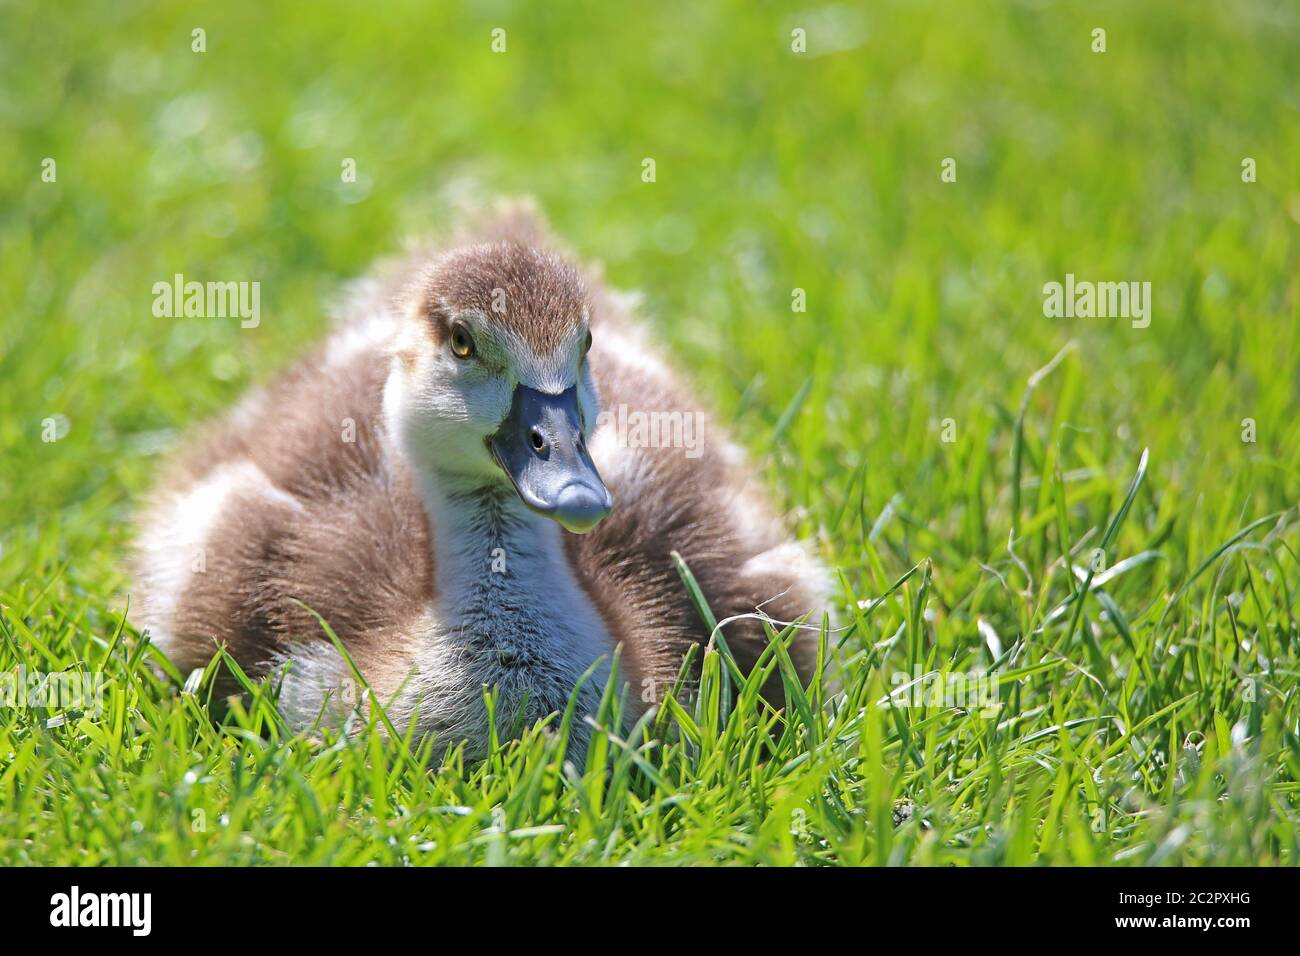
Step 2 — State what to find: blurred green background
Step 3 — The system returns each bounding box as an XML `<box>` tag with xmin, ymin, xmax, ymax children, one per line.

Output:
<box><xmin>1</xmin><ymin>0</ymin><xmax>1299</xmax><ymax>865</ymax></box>
<box><xmin>2</xmin><ymin>0</ymin><xmax>1297</xmax><ymax>580</ymax></box>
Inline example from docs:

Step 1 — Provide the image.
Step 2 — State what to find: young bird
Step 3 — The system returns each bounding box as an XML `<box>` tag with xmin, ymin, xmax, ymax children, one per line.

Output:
<box><xmin>134</xmin><ymin>203</ymin><xmax>831</xmax><ymax>760</ymax></box>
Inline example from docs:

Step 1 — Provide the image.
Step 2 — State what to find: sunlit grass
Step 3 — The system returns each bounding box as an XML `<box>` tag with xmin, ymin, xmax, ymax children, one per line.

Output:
<box><xmin>1</xmin><ymin>0</ymin><xmax>1298</xmax><ymax>865</ymax></box>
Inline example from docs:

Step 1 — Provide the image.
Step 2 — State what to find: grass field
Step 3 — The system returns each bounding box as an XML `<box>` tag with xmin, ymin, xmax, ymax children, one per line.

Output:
<box><xmin>2</xmin><ymin>0</ymin><xmax>1299</xmax><ymax>865</ymax></box>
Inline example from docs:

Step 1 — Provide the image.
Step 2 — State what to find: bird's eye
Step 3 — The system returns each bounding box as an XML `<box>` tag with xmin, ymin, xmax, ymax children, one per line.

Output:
<box><xmin>449</xmin><ymin>322</ymin><xmax>476</xmax><ymax>360</ymax></box>
<box><xmin>583</xmin><ymin>329</ymin><xmax>593</xmax><ymax>354</ymax></box>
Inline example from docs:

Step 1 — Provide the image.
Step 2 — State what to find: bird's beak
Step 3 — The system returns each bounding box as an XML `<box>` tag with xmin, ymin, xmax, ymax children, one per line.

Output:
<box><xmin>488</xmin><ymin>384</ymin><xmax>612</xmax><ymax>533</ymax></box>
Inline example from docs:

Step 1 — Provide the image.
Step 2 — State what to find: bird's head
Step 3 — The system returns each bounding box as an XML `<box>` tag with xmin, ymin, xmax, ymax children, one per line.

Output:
<box><xmin>386</xmin><ymin>241</ymin><xmax>611</xmax><ymax>533</ymax></box>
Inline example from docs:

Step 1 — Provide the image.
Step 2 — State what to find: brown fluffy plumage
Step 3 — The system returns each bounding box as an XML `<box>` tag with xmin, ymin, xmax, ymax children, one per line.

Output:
<box><xmin>422</xmin><ymin>243</ymin><xmax>589</xmax><ymax>354</ymax></box>
<box><xmin>133</xmin><ymin>202</ymin><xmax>830</xmax><ymax>756</ymax></box>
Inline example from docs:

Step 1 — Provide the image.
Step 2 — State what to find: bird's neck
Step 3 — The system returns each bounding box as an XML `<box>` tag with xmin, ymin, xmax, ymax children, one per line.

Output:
<box><xmin>414</xmin><ymin>471</ymin><xmax>613</xmax><ymax>707</ymax></box>
<box><xmin>421</xmin><ymin>474</ymin><xmax>563</xmax><ymax>591</ymax></box>
<box><xmin>379</xmin><ymin>368</ymin><xmax>612</xmax><ymax>704</ymax></box>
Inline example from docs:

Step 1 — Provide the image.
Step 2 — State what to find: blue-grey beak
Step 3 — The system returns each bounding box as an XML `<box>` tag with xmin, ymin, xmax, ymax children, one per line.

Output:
<box><xmin>488</xmin><ymin>384</ymin><xmax>612</xmax><ymax>533</ymax></box>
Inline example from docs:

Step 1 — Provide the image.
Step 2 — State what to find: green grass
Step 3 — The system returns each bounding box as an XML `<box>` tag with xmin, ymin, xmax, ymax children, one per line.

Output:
<box><xmin>2</xmin><ymin>0</ymin><xmax>1299</xmax><ymax>865</ymax></box>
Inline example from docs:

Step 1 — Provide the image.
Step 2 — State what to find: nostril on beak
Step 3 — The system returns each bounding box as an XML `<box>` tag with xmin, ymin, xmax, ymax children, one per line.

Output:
<box><xmin>529</xmin><ymin>427</ymin><xmax>547</xmax><ymax>455</ymax></box>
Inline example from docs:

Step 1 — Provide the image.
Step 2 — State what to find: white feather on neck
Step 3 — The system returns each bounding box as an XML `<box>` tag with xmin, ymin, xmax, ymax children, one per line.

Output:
<box><xmin>382</xmin><ymin>368</ymin><xmax>613</xmax><ymax>752</ymax></box>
